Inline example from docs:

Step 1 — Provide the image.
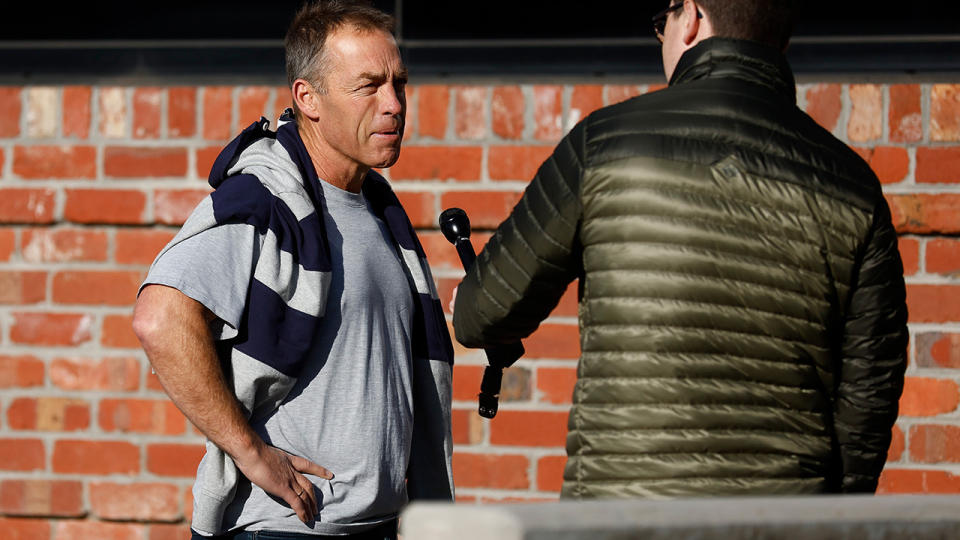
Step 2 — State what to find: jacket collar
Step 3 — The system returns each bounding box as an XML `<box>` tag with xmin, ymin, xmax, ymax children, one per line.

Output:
<box><xmin>668</xmin><ymin>37</ymin><xmax>797</xmax><ymax>105</ymax></box>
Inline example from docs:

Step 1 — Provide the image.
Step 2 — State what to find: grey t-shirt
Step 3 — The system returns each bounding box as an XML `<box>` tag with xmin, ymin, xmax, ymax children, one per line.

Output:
<box><xmin>145</xmin><ymin>179</ymin><xmax>415</xmax><ymax>535</ymax></box>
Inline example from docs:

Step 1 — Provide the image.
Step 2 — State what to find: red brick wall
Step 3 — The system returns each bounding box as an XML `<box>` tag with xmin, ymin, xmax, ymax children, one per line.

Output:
<box><xmin>0</xmin><ymin>81</ymin><xmax>957</xmax><ymax>535</ymax></box>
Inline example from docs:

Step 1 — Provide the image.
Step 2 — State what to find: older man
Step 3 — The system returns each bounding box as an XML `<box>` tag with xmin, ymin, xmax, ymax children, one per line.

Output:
<box><xmin>133</xmin><ymin>1</ymin><xmax>453</xmax><ymax>538</ymax></box>
<box><xmin>454</xmin><ymin>0</ymin><xmax>907</xmax><ymax>498</ymax></box>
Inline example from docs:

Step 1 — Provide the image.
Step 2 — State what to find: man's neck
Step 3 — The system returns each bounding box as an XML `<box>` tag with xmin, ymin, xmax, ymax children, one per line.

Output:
<box><xmin>298</xmin><ymin>124</ymin><xmax>368</xmax><ymax>193</ymax></box>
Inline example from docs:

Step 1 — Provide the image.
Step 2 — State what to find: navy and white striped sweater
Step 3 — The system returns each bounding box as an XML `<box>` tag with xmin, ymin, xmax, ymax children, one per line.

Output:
<box><xmin>153</xmin><ymin>111</ymin><xmax>454</xmax><ymax>534</ymax></box>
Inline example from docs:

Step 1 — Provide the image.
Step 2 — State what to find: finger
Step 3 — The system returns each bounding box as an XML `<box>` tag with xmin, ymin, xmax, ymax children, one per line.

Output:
<box><xmin>288</xmin><ymin>453</ymin><xmax>334</xmax><ymax>480</ymax></box>
<box><xmin>294</xmin><ymin>472</ymin><xmax>318</xmax><ymax>516</ymax></box>
<box><xmin>286</xmin><ymin>486</ymin><xmax>310</xmax><ymax>524</ymax></box>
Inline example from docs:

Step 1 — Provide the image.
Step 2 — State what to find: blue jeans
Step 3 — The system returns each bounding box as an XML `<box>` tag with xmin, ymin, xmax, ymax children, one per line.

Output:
<box><xmin>191</xmin><ymin>520</ymin><xmax>398</xmax><ymax>540</ymax></box>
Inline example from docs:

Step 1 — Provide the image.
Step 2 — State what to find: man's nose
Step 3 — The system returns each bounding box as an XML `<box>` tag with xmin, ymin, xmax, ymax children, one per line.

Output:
<box><xmin>379</xmin><ymin>85</ymin><xmax>404</xmax><ymax>115</ymax></box>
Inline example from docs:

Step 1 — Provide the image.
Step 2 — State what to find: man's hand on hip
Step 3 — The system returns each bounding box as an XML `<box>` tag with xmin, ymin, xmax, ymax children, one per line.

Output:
<box><xmin>234</xmin><ymin>442</ymin><xmax>334</xmax><ymax>524</ymax></box>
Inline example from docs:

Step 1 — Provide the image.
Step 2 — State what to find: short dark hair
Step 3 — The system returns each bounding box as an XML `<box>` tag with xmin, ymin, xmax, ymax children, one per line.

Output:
<box><xmin>684</xmin><ymin>0</ymin><xmax>797</xmax><ymax>49</ymax></box>
<box><xmin>284</xmin><ymin>0</ymin><xmax>395</xmax><ymax>90</ymax></box>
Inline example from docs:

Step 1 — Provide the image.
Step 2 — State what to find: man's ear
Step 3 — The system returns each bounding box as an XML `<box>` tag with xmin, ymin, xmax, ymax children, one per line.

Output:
<box><xmin>680</xmin><ymin>0</ymin><xmax>703</xmax><ymax>47</ymax></box>
<box><xmin>292</xmin><ymin>79</ymin><xmax>322</xmax><ymax>121</ymax></box>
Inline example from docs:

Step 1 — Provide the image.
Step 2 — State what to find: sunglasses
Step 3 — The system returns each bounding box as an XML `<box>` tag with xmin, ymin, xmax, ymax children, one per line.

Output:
<box><xmin>652</xmin><ymin>2</ymin><xmax>702</xmax><ymax>43</ymax></box>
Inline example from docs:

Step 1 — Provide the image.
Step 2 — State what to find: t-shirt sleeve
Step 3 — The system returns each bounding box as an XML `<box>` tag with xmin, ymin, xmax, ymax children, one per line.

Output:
<box><xmin>142</xmin><ymin>222</ymin><xmax>258</xmax><ymax>340</ymax></box>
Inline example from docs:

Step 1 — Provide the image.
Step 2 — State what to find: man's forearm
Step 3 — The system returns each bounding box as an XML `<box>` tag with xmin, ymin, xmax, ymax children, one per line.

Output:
<box><xmin>133</xmin><ymin>284</ymin><xmax>263</xmax><ymax>462</ymax></box>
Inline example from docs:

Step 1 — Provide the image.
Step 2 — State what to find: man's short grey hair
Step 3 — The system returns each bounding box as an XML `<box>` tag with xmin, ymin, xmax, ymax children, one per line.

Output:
<box><xmin>284</xmin><ymin>0</ymin><xmax>395</xmax><ymax>93</ymax></box>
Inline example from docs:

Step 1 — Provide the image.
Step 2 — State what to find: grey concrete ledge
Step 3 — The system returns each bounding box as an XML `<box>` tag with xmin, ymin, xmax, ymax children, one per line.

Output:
<box><xmin>401</xmin><ymin>495</ymin><xmax>960</xmax><ymax>540</ymax></box>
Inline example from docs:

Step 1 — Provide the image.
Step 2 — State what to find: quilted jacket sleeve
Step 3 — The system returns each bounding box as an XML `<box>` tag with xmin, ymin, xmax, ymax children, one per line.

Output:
<box><xmin>453</xmin><ymin>121</ymin><xmax>586</xmax><ymax>348</ymax></box>
<box><xmin>834</xmin><ymin>197</ymin><xmax>908</xmax><ymax>492</ymax></box>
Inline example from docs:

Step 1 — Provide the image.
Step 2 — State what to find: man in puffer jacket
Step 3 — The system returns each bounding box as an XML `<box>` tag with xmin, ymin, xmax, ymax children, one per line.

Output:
<box><xmin>453</xmin><ymin>0</ymin><xmax>907</xmax><ymax>498</ymax></box>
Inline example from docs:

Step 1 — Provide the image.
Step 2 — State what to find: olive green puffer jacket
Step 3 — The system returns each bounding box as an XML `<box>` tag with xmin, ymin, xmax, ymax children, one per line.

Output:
<box><xmin>453</xmin><ymin>37</ymin><xmax>908</xmax><ymax>498</ymax></box>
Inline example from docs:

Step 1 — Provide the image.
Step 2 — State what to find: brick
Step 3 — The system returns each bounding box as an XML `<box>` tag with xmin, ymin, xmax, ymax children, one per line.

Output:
<box><xmin>489</xmin><ymin>410</ymin><xmax>568</xmax><ymax>447</ymax></box>
<box><xmin>417</xmin><ymin>85</ymin><xmax>449</xmax><ymax>139</ymax></box>
<box><xmin>402</xmin><ymin>85</ymin><xmax>416</xmax><ymax>141</ymax></box>
<box><xmin>131</xmin><ymin>87</ymin><xmax>162</xmax><ymax>139</ymax></box>
<box><xmin>899</xmin><ymin>377</ymin><xmax>959</xmax><ymax>417</ymax></box>
<box><xmin>203</xmin><ymin>86</ymin><xmax>233</xmax><ymax>140</ymax></box>
<box><xmin>150</xmin><ymin>524</ymin><xmax>191</xmax><ymax>540</ymax></box>
<box><xmin>53</xmin><ymin>440</ymin><xmax>139</xmax><ymax>474</ymax></box>
<box><xmin>116</xmin><ymin>229</ymin><xmax>174</xmax><ymax>265</ymax></box>
<box><xmin>0</xmin><ymin>87</ymin><xmax>22</xmax><ymax>137</ymax></box>
<box><xmin>0</xmin><ymin>271</ymin><xmax>46</xmax><ymax>304</ymax></box>
<box><xmin>65</xmin><ymin>189</ymin><xmax>146</xmax><ymax>224</ymax></box>
<box><xmin>500</xmin><ymin>367</ymin><xmax>532</xmax><ymax>401</ymax></box>
<box><xmin>488</xmin><ymin>145</ymin><xmax>553</xmax><ymax>181</ymax></box>
<box><xmin>395</xmin><ymin>191</ymin><xmax>436</xmax><ymax>229</ymax></box>
<box><xmin>53</xmin><ymin>521</ymin><xmax>145</xmax><ymax>540</ymax></box>
<box><xmin>168</xmin><ymin>87</ymin><xmax>197</xmax><ymax>138</ymax></box>
<box><xmin>147</xmin><ymin>443</ymin><xmax>205</xmax><ymax>477</ymax></box>
<box><xmin>878</xmin><ymin>469</ymin><xmax>960</xmax><ymax>494</ymax></box>
<box><xmin>104</xmin><ymin>146</ymin><xmax>188</xmax><ymax>178</ymax></box>
<box><xmin>846</xmin><ymin>84</ymin><xmax>882</xmax><ymax>142</ymax></box>
<box><xmin>0</xmin><ymin>517</ymin><xmax>51</xmax><ymax>539</ymax></box>
<box><xmin>552</xmin><ymin>281</ymin><xmax>579</xmax><ymax>317</ymax></box>
<box><xmin>916</xmin><ymin>147</ymin><xmax>960</xmax><ymax>183</ymax></box>
<box><xmin>8</xmin><ymin>397</ymin><xmax>90</xmax><ymax>431</ymax></box>
<box><xmin>888</xmin><ymin>424</ymin><xmax>905</xmax><ymax>461</ymax></box>
<box><xmin>451</xmin><ymin>408</ymin><xmax>484</xmax><ymax>445</ymax></box>
<box><xmin>0</xmin><ymin>355</ymin><xmax>45</xmax><ymax>388</ymax></box>
<box><xmin>10</xmin><ymin>312</ymin><xmax>92</xmax><ymax>346</ymax></box>
<box><xmin>439</xmin><ymin>191</ymin><xmax>523</xmax><ymax>229</ymax></box>
<box><xmin>389</xmin><ymin>146</ymin><xmax>483</xmax><ymax>181</ymax></box>
<box><xmin>537</xmin><ymin>366</ymin><xmax>578</xmax><ymax>404</ymax></box>
<box><xmin>536</xmin><ymin>455</ymin><xmax>566</xmax><ymax>492</ymax></box>
<box><xmin>452</xmin><ymin>452</ymin><xmax>529</xmax><ymax>489</ymax></box>
<box><xmin>0</xmin><ymin>439</ymin><xmax>45</xmax><ymax>471</ymax></box>
<box><xmin>909</xmin><ymin>424</ymin><xmax>960</xmax><ymax>463</ymax></box>
<box><xmin>99</xmin><ymin>399</ymin><xmax>185</xmax><ymax>435</ymax></box>
<box><xmin>91</xmin><ymin>482</ymin><xmax>181</xmax><ymax>521</ymax></box>
<box><xmin>195</xmin><ymin>145</ymin><xmax>221</xmax><ymax>180</ymax></box>
<box><xmin>238</xmin><ymin>86</ymin><xmax>271</xmax><ymax>125</ymax></box>
<box><xmin>63</xmin><ymin>86</ymin><xmax>92</xmax><ymax>139</ymax></box>
<box><xmin>917</xmin><ymin>332</ymin><xmax>960</xmax><ymax>368</ymax></box>
<box><xmin>886</xmin><ymin>194</ymin><xmax>960</xmax><ymax>234</ymax></box>
<box><xmin>453</xmin><ymin>365</ymin><xmax>483</xmax><ymax>402</ymax></box>
<box><xmin>154</xmin><ymin>189</ymin><xmax>210</xmax><ymax>225</ymax></box>
<box><xmin>927</xmin><ymin>238</ymin><xmax>960</xmax><ymax>276</ymax></box>
<box><xmin>889</xmin><ymin>84</ymin><xmax>922</xmax><ymax>143</ymax></box>
<box><xmin>22</xmin><ymin>228</ymin><xmax>108</xmax><ymax>263</ymax></box>
<box><xmin>50</xmin><ymin>356</ymin><xmax>140</xmax><ymax>391</ymax></box>
<box><xmin>605</xmin><ymin>85</ymin><xmax>642</xmax><ymax>105</ymax></box>
<box><xmin>533</xmin><ymin>85</ymin><xmax>563</xmax><ymax>142</ymax></box>
<box><xmin>931</xmin><ymin>84</ymin><xmax>960</xmax><ymax>141</ymax></box>
<box><xmin>0</xmin><ymin>188</ymin><xmax>56</xmax><ymax>223</ymax></box>
<box><xmin>102</xmin><ymin>314</ymin><xmax>140</xmax><ymax>348</ymax></box>
<box><xmin>454</xmin><ymin>86</ymin><xmax>487</xmax><ymax>140</ymax></box>
<box><xmin>492</xmin><ymin>86</ymin><xmax>524</xmax><ymax>140</ymax></box>
<box><xmin>0</xmin><ymin>479</ymin><xmax>84</xmax><ymax>517</ymax></box>
<box><xmin>26</xmin><ymin>87</ymin><xmax>57</xmax><ymax>138</ymax></box>
<box><xmin>860</xmin><ymin>146</ymin><xmax>909</xmax><ymax>184</ymax></box>
<box><xmin>898</xmin><ymin>236</ymin><xmax>919</xmax><ymax>276</ymax></box>
<box><xmin>99</xmin><ymin>86</ymin><xmax>128</xmax><ymax>138</ymax></box>
<box><xmin>13</xmin><ymin>145</ymin><xmax>96</xmax><ymax>179</ymax></box>
<box><xmin>907</xmin><ymin>284</ymin><xmax>960</xmax><ymax>323</ymax></box>
<box><xmin>524</xmin><ymin>323</ymin><xmax>581</xmax><ymax>359</ymax></box>
<box><xmin>0</xmin><ymin>229</ymin><xmax>13</xmax><ymax>260</ymax></box>
<box><xmin>52</xmin><ymin>270</ymin><xmax>143</xmax><ymax>306</ymax></box>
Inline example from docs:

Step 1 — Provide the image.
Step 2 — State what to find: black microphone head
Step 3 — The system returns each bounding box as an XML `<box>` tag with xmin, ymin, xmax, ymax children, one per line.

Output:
<box><xmin>439</xmin><ymin>207</ymin><xmax>471</xmax><ymax>244</ymax></box>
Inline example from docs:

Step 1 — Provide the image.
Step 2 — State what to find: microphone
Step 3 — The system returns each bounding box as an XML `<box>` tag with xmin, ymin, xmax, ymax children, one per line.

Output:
<box><xmin>439</xmin><ymin>208</ymin><xmax>524</xmax><ymax>418</ymax></box>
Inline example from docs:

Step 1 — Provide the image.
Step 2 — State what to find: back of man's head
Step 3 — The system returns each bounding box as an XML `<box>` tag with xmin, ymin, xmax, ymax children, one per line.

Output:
<box><xmin>697</xmin><ymin>0</ymin><xmax>797</xmax><ymax>50</ymax></box>
<box><xmin>284</xmin><ymin>0</ymin><xmax>395</xmax><ymax>90</ymax></box>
